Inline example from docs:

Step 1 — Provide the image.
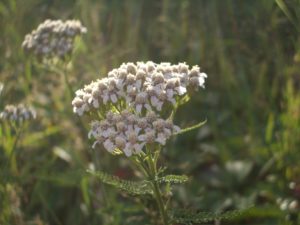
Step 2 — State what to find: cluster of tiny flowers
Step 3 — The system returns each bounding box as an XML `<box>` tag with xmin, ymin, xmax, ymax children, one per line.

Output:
<box><xmin>88</xmin><ymin>110</ymin><xmax>180</xmax><ymax>157</ymax></box>
<box><xmin>72</xmin><ymin>61</ymin><xmax>207</xmax><ymax>116</ymax></box>
<box><xmin>0</xmin><ymin>104</ymin><xmax>36</xmax><ymax>124</ymax></box>
<box><xmin>22</xmin><ymin>19</ymin><xmax>87</xmax><ymax>58</ymax></box>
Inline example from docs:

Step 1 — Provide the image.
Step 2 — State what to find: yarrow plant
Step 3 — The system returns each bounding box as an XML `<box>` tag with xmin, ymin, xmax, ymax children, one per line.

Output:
<box><xmin>22</xmin><ymin>19</ymin><xmax>87</xmax><ymax>59</ymax></box>
<box><xmin>0</xmin><ymin>104</ymin><xmax>36</xmax><ymax>175</ymax></box>
<box><xmin>22</xmin><ymin>19</ymin><xmax>87</xmax><ymax>106</ymax></box>
<box><xmin>72</xmin><ymin>61</ymin><xmax>213</xmax><ymax>224</ymax></box>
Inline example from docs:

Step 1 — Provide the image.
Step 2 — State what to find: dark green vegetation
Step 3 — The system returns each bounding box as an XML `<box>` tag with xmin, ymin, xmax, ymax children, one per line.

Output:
<box><xmin>1</xmin><ymin>0</ymin><xmax>300</xmax><ymax>224</ymax></box>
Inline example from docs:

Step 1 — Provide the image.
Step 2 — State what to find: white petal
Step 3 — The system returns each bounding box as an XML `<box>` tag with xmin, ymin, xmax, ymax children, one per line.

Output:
<box><xmin>125</xmin><ymin>125</ymin><xmax>134</xmax><ymax>133</ymax></box>
<box><xmin>110</xmin><ymin>94</ymin><xmax>118</xmax><ymax>103</ymax></box>
<box><xmin>200</xmin><ymin>72</ymin><xmax>207</xmax><ymax>78</ymax></box>
<box><xmin>156</xmin><ymin>133</ymin><xmax>166</xmax><ymax>145</ymax></box>
<box><xmin>125</xmin><ymin>96</ymin><xmax>132</xmax><ymax>104</ymax></box>
<box><xmin>166</xmin><ymin>89</ymin><xmax>174</xmax><ymax>99</ymax></box>
<box><xmin>138</xmin><ymin>135</ymin><xmax>146</xmax><ymax>141</ymax></box>
<box><xmin>127</xmin><ymin>85</ymin><xmax>134</xmax><ymax>92</ymax></box>
<box><xmin>102</xmin><ymin>94</ymin><xmax>109</xmax><ymax>104</ymax></box>
<box><xmin>103</xmin><ymin>139</ymin><xmax>115</xmax><ymax>152</ymax></box>
<box><xmin>76</xmin><ymin>107</ymin><xmax>84</xmax><ymax>116</ymax></box>
<box><xmin>133</xmin><ymin>143</ymin><xmax>144</xmax><ymax>154</ymax></box>
<box><xmin>144</xmin><ymin>103</ymin><xmax>152</xmax><ymax>111</ymax></box>
<box><xmin>117</xmin><ymin>78</ymin><xmax>124</xmax><ymax>87</ymax></box>
<box><xmin>153</xmin><ymin>85</ymin><xmax>162</xmax><ymax>94</ymax></box>
<box><xmin>134</xmin><ymin>126</ymin><xmax>141</xmax><ymax>133</ymax></box>
<box><xmin>151</xmin><ymin>96</ymin><xmax>159</xmax><ymax>106</ymax></box>
<box><xmin>198</xmin><ymin>77</ymin><xmax>205</xmax><ymax>87</ymax></box>
<box><xmin>156</xmin><ymin>101</ymin><xmax>163</xmax><ymax>111</ymax></box>
<box><xmin>135</xmin><ymin>104</ymin><xmax>142</xmax><ymax>114</ymax></box>
<box><xmin>163</xmin><ymin>128</ymin><xmax>172</xmax><ymax>137</ymax></box>
<box><xmin>136</xmin><ymin>80</ymin><xmax>142</xmax><ymax>90</ymax></box>
<box><xmin>169</xmin><ymin>98</ymin><xmax>176</xmax><ymax>105</ymax></box>
<box><xmin>93</xmin><ymin>99</ymin><xmax>99</xmax><ymax>108</ymax></box>
<box><xmin>102</xmin><ymin>130</ymin><xmax>110</xmax><ymax>138</ymax></box>
<box><xmin>107</xmin><ymin>128</ymin><xmax>116</xmax><ymax>137</ymax></box>
<box><xmin>75</xmin><ymin>89</ymin><xmax>85</xmax><ymax>96</ymax></box>
<box><xmin>123</xmin><ymin>144</ymin><xmax>132</xmax><ymax>157</ymax></box>
<box><xmin>176</xmin><ymin>86</ymin><xmax>187</xmax><ymax>95</ymax></box>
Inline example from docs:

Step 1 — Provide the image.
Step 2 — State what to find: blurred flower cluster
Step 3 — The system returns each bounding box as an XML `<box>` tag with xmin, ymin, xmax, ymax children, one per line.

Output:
<box><xmin>72</xmin><ymin>61</ymin><xmax>207</xmax><ymax>116</ymax></box>
<box><xmin>89</xmin><ymin>110</ymin><xmax>180</xmax><ymax>156</ymax></box>
<box><xmin>22</xmin><ymin>19</ymin><xmax>87</xmax><ymax>58</ymax></box>
<box><xmin>0</xmin><ymin>104</ymin><xmax>36</xmax><ymax>125</ymax></box>
<box><xmin>276</xmin><ymin>182</ymin><xmax>300</xmax><ymax>213</ymax></box>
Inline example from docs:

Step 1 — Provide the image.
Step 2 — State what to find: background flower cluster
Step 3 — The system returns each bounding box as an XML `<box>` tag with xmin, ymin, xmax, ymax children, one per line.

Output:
<box><xmin>22</xmin><ymin>19</ymin><xmax>87</xmax><ymax>58</ymax></box>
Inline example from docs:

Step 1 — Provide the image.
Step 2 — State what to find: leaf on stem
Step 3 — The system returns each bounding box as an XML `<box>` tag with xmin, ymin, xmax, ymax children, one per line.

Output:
<box><xmin>169</xmin><ymin>208</ymin><xmax>252</xmax><ymax>224</ymax></box>
<box><xmin>175</xmin><ymin>120</ymin><xmax>207</xmax><ymax>136</ymax></box>
<box><xmin>157</xmin><ymin>174</ymin><xmax>188</xmax><ymax>184</ymax></box>
<box><xmin>87</xmin><ymin>170</ymin><xmax>153</xmax><ymax>195</ymax></box>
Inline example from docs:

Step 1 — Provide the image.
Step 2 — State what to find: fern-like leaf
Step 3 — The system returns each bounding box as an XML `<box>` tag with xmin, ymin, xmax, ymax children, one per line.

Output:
<box><xmin>157</xmin><ymin>175</ymin><xmax>188</xmax><ymax>184</ymax></box>
<box><xmin>87</xmin><ymin>170</ymin><xmax>153</xmax><ymax>195</ymax></box>
<box><xmin>169</xmin><ymin>208</ymin><xmax>251</xmax><ymax>224</ymax></box>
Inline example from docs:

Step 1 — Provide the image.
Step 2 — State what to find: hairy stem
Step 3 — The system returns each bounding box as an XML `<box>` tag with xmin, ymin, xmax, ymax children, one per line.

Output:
<box><xmin>145</xmin><ymin>149</ymin><xmax>169</xmax><ymax>225</ymax></box>
<box><xmin>151</xmin><ymin>175</ymin><xmax>169</xmax><ymax>225</ymax></box>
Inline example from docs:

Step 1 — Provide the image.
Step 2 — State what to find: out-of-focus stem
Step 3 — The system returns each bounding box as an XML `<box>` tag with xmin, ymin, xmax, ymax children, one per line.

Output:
<box><xmin>8</xmin><ymin>125</ymin><xmax>24</xmax><ymax>175</ymax></box>
<box><xmin>62</xmin><ymin>66</ymin><xmax>74</xmax><ymax>101</ymax></box>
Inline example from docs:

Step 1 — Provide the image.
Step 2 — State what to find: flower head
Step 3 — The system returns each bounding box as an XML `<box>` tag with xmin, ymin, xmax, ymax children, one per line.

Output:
<box><xmin>0</xmin><ymin>104</ymin><xmax>36</xmax><ymax>125</ymax></box>
<box><xmin>72</xmin><ymin>61</ymin><xmax>207</xmax><ymax>116</ymax></box>
<box><xmin>22</xmin><ymin>19</ymin><xmax>87</xmax><ymax>59</ymax></box>
<box><xmin>88</xmin><ymin>110</ymin><xmax>180</xmax><ymax>157</ymax></box>
<box><xmin>72</xmin><ymin>61</ymin><xmax>207</xmax><ymax>157</ymax></box>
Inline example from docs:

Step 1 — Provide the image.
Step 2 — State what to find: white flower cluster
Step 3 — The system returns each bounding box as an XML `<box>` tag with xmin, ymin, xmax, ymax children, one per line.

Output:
<box><xmin>22</xmin><ymin>19</ymin><xmax>87</xmax><ymax>58</ymax></box>
<box><xmin>72</xmin><ymin>61</ymin><xmax>207</xmax><ymax>116</ymax></box>
<box><xmin>88</xmin><ymin>110</ymin><xmax>180</xmax><ymax>157</ymax></box>
<box><xmin>0</xmin><ymin>104</ymin><xmax>36</xmax><ymax>125</ymax></box>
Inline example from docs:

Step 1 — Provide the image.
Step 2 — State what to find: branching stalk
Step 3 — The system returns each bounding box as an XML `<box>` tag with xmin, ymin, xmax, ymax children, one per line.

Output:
<box><xmin>143</xmin><ymin>147</ymin><xmax>169</xmax><ymax>225</ymax></box>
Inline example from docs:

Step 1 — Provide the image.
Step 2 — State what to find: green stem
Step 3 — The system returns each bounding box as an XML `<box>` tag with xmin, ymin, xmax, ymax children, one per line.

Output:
<box><xmin>152</xmin><ymin>176</ymin><xmax>169</xmax><ymax>225</ymax></box>
<box><xmin>8</xmin><ymin>125</ymin><xmax>24</xmax><ymax>175</ymax></box>
<box><xmin>62</xmin><ymin>67</ymin><xmax>74</xmax><ymax>101</ymax></box>
<box><xmin>145</xmin><ymin>149</ymin><xmax>169</xmax><ymax>225</ymax></box>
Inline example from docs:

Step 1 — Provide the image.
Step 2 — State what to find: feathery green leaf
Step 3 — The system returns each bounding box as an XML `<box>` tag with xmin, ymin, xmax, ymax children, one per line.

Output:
<box><xmin>169</xmin><ymin>208</ymin><xmax>252</xmax><ymax>224</ymax></box>
<box><xmin>157</xmin><ymin>174</ymin><xmax>189</xmax><ymax>184</ymax></box>
<box><xmin>87</xmin><ymin>170</ymin><xmax>153</xmax><ymax>195</ymax></box>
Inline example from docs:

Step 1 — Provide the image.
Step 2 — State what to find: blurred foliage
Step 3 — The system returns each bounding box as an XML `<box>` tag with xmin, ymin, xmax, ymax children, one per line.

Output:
<box><xmin>1</xmin><ymin>0</ymin><xmax>300</xmax><ymax>224</ymax></box>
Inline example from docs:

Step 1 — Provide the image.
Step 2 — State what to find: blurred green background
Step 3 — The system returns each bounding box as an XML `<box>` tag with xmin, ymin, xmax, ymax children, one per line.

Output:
<box><xmin>1</xmin><ymin>0</ymin><xmax>300</xmax><ymax>224</ymax></box>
